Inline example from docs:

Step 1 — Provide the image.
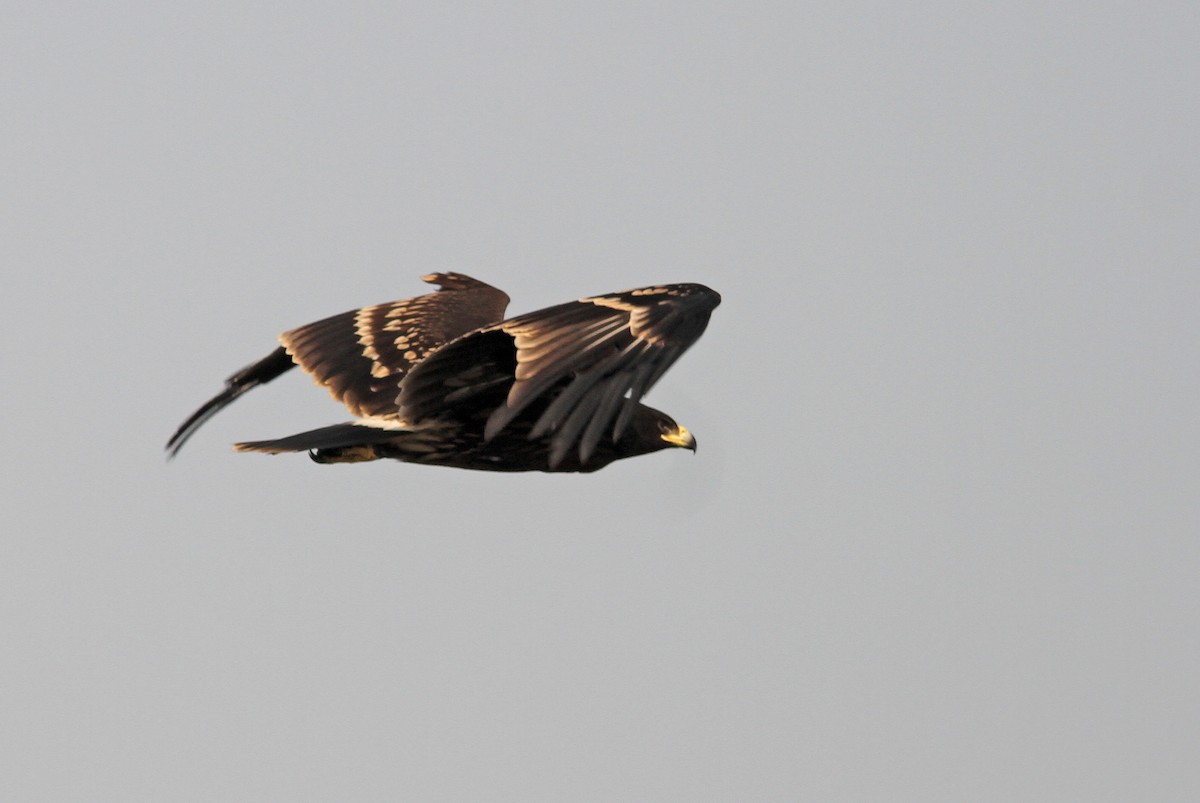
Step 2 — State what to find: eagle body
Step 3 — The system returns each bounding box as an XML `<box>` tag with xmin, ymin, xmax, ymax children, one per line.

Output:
<box><xmin>166</xmin><ymin>274</ymin><xmax>719</xmax><ymax>473</ymax></box>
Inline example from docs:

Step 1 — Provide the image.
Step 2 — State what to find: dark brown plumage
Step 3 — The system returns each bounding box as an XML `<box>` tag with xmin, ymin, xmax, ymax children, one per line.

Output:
<box><xmin>166</xmin><ymin>273</ymin><xmax>720</xmax><ymax>472</ymax></box>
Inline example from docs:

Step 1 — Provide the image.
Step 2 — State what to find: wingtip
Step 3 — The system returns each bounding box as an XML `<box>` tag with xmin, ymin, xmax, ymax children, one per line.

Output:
<box><xmin>164</xmin><ymin>426</ymin><xmax>191</xmax><ymax>460</ymax></box>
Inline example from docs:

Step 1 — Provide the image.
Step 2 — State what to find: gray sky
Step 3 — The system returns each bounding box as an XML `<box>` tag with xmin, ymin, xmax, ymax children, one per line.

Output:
<box><xmin>4</xmin><ymin>2</ymin><xmax>1198</xmax><ymax>800</ymax></box>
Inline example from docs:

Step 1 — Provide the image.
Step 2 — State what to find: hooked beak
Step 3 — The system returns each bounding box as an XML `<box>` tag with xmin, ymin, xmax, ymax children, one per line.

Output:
<box><xmin>661</xmin><ymin>425</ymin><xmax>697</xmax><ymax>452</ymax></box>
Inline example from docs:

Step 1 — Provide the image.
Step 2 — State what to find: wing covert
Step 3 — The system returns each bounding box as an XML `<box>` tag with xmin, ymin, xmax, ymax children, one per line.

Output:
<box><xmin>398</xmin><ymin>282</ymin><xmax>720</xmax><ymax>466</ymax></box>
<box><xmin>281</xmin><ymin>273</ymin><xmax>509</xmax><ymax>418</ymax></box>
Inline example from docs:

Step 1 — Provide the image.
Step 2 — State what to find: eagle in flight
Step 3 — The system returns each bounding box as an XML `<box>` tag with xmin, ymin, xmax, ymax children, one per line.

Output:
<box><xmin>166</xmin><ymin>274</ymin><xmax>720</xmax><ymax>473</ymax></box>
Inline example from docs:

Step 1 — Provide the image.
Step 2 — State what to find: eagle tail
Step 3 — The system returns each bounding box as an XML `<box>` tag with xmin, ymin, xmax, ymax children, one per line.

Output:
<box><xmin>234</xmin><ymin>422</ymin><xmax>404</xmax><ymax>464</ymax></box>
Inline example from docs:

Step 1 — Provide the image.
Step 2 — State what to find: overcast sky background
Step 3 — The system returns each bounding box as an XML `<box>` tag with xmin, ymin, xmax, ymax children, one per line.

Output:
<box><xmin>3</xmin><ymin>3</ymin><xmax>1198</xmax><ymax>800</ymax></box>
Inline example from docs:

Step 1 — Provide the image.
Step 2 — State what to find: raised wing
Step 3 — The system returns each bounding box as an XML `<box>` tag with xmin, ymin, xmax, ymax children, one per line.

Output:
<box><xmin>398</xmin><ymin>282</ymin><xmax>720</xmax><ymax>466</ymax></box>
<box><xmin>165</xmin><ymin>346</ymin><xmax>295</xmax><ymax>457</ymax></box>
<box><xmin>281</xmin><ymin>272</ymin><xmax>509</xmax><ymax>418</ymax></box>
<box><xmin>165</xmin><ymin>273</ymin><xmax>508</xmax><ymax>457</ymax></box>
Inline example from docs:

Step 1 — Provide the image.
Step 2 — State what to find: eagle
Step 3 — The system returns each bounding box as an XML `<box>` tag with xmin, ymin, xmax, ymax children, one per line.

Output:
<box><xmin>165</xmin><ymin>274</ymin><xmax>720</xmax><ymax>473</ymax></box>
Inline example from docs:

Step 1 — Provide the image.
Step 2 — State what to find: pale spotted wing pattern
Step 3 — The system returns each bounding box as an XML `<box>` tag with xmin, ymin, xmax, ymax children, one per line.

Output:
<box><xmin>397</xmin><ymin>283</ymin><xmax>720</xmax><ymax>466</ymax></box>
<box><xmin>281</xmin><ymin>273</ymin><xmax>509</xmax><ymax>418</ymax></box>
<box><xmin>165</xmin><ymin>273</ymin><xmax>508</xmax><ymax>456</ymax></box>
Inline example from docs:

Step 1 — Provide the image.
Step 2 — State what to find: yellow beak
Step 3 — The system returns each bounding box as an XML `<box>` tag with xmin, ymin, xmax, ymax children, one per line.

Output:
<box><xmin>660</xmin><ymin>425</ymin><xmax>696</xmax><ymax>451</ymax></box>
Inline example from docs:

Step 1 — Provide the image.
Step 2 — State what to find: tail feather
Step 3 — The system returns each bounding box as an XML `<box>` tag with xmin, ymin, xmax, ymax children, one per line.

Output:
<box><xmin>165</xmin><ymin>346</ymin><xmax>296</xmax><ymax>458</ymax></box>
<box><xmin>234</xmin><ymin>422</ymin><xmax>404</xmax><ymax>464</ymax></box>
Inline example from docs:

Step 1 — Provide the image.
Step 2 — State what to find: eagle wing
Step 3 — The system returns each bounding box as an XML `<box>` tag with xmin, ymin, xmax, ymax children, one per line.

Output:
<box><xmin>397</xmin><ymin>282</ymin><xmax>720</xmax><ymax>466</ymax></box>
<box><xmin>165</xmin><ymin>273</ymin><xmax>508</xmax><ymax>456</ymax></box>
<box><xmin>281</xmin><ymin>272</ymin><xmax>509</xmax><ymax>418</ymax></box>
